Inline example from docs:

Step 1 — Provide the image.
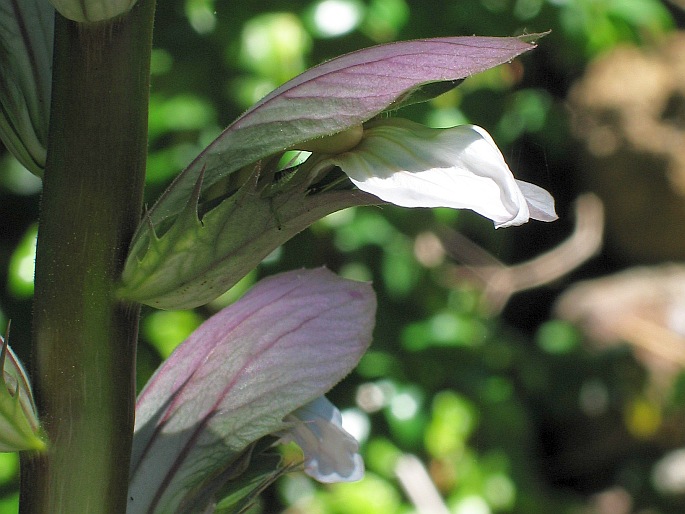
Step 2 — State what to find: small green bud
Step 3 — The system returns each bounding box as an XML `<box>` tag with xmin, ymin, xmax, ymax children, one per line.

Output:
<box><xmin>293</xmin><ymin>125</ymin><xmax>364</xmax><ymax>154</ymax></box>
<box><xmin>49</xmin><ymin>0</ymin><xmax>137</xmax><ymax>23</ymax></box>
<box><xmin>0</xmin><ymin>335</ymin><xmax>46</xmax><ymax>452</ymax></box>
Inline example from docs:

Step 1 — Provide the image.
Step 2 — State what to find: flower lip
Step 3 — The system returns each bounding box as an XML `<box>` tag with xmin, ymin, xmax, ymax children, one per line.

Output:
<box><xmin>279</xmin><ymin>396</ymin><xmax>364</xmax><ymax>483</ymax></box>
<box><xmin>312</xmin><ymin>118</ymin><xmax>558</xmax><ymax>228</ymax></box>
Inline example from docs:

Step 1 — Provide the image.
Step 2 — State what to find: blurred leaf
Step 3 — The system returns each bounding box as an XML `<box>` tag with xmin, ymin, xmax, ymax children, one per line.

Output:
<box><xmin>239</xmin><ymin>13</ymin><xmax>310</xmax><ymax>83</ymax></box>
<box><xmin>7</xmin><ymin>224</ymin><xmax>37</xmax><ymax>299</ymax></box>
<box><xmin>228</xmin><ymin>76</ymin><xmax>278</xmax><ymax>110</ymax></box>
<box><xmin>624</xmin><ymin>396</ymin><xmax>661</xmax><ymax>439</ymax></box>
<box><xmin>0</xmin><ymin>494</ymin><xmax>18</xmax><ymax>514</ymax></box>
<box><xmin>365</xmin><ymin>437</ymin><xmax>402</xmax><ymax>477</ymax></box>
<box><xmin>496</xmin><ymin>88</ymin><xmax>552</xmax><ymax>142</ymax></box>
<box><xmin>361</xmin><ymin>0</ymin><xmax>409</xmax><ymax>42</ymax></box>
<box><xmin>185</xmin><ymin>0</ymin><xmax>217</xmax><ymax>35</ymax></box>
<box><xmin>150</xmin><ymin>48</ymin><xmax>173</xmax><ymax>76</ymax></box>
<box><xmin>381</xmin><ymin>238</ymin><xmax>419</xmax><ymax>298</ymax></box>
<box><xmin>142</xmin><ymin>310</ymin><xmax>202</xmax><ymax>358</ymax></box>
<box><xmin>356</xmin><ymin>351</ymin><xmax>402</xmax><ymax>378</ymax></box>
<box><xmin>449</xmin><ymin>494</ymin><xmax>490</xmax><ymax>514</ymax></box>
<box><xmin>324</xmin><ymin>473</ymin><xmax>402</xmax><ymax>514</ymax></box>
<box><xmin>535</xmin><ymin>320</ymin><xmax>581</xmax><ymax>355</ymax></box>
<box><xmin>402</xmin><ymin>311</ymin><xmax>487</xmax><ymax>351</ymax></box>
<box><xmin>384</xmin><ymin>385</ymin><xmax>426</xmax><ymax>447</ymax></box>
<box><xmin>148</xmin><ymin>94</ymin><xmax>215</xmax><ymax>140</ymax></box>
<box><xmin>557</xmin><ymin>0</ymin><xmax>674</xmax><ymax>58</ymax></box>
<box><xmin>425</xmin><ymin>391</ymin><xmax>477</xmax><ymax>457</ymax></box>
<box><xmin>333</xmin><ymin>209</ymin><xmax>396</xmax><ymax>252</ymax></box>
<box><xmin>0</xmin><ymin>452</ymin><xmax>18</xmax><ymax>489</ymax></box>
<box><xmin>146</xmin><ymin>143</ymin><xmax>206</xmax><ymax>185</ymax></box>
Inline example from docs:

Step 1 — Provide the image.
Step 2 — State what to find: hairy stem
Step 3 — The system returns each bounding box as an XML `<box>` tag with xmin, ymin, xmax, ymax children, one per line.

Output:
<box><xmin>20</xmin><ymin>2</ymin><xmax>155</xmax><ymax>512</ymax></box>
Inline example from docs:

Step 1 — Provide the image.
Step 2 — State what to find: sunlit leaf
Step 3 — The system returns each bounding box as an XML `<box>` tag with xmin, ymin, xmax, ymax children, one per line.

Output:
<box><xmin>128</xmin><ymin>268</ymin><xmax>376</xmax><ymax>512</ymax></box>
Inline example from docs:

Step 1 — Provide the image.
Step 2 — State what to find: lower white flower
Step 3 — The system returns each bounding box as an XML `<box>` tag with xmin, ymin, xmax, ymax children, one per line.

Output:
<box><xmin>279</xmin><ymin>396</ymin><xmax>364</xmax><ymax>483</ymax></box>
<box><xmin>311</xmin><ymin>118</ymin><xmax>558</xmax><ymax>228</ymax></box>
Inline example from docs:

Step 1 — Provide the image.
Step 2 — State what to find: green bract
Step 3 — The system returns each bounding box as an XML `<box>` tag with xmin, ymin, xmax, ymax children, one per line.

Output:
<box><xmin>119</xmin><ymin>36</ymin><xmax>541</xmax><ymax>309</ymax></box>
<box><xmin>119</xmin><ymin>162</ymin><xmax>377</xmax><ymax>309</ymax></box>
<box><xmin>0</xmin><ymin>337</ymin><xmax>45</xmax><ymax>452</ymax></box>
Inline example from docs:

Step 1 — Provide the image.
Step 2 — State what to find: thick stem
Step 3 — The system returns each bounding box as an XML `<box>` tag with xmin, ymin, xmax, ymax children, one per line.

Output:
<box><xmin>20</xmin><ymin>2</ymin><xmax>155</xmax><ymax>512</ymax></box>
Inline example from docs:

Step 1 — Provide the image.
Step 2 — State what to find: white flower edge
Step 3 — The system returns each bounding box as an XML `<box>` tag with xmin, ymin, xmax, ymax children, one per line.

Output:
<box><xmin>312</xmin><ymin>118</ymin><xmax>557</xmax><ymax>228</ymax></box>
<box><xmin>279</xmin><ymin>396</ymin><xmax>364</xmax><ymax>483</ymax></box>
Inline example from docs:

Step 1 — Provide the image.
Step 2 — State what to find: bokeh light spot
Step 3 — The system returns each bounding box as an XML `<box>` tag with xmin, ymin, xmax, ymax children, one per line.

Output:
<box><xmin>311</xmin><ymin>0</ymin><xmax>363</xmax><ymax>37</ymax></box>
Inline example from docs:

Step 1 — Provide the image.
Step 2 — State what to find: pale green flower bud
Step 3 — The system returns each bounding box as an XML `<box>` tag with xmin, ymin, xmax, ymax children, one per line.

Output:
<box><xmin>119</xmin><ymin>164</ymin><xmax>377</xmax><ymax>310</ymax></box>
<box><xmin>49</xmin><ymin>0</ymin><xmax>137</xmax><ymax>23</ymax></box>
<box><xmin>0</xmin><ymin>336</ymin><xmax>46</xmax><ymax>452</ymax></box>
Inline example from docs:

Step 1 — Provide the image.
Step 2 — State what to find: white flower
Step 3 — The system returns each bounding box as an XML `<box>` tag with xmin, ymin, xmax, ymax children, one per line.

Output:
<box><xmin>280</xmin><ymin>396</ymin><xmax>364</xmax><ymax>483</ymax></box>
<box><xmin>311</xmin><ymin>118</ymin><xmax>557</xmax><ymax>228</ymax></box>
<box><xmin>128</xmin><ymin>269</ymin><xmax>374</xmax><ymax>512</ymax></box>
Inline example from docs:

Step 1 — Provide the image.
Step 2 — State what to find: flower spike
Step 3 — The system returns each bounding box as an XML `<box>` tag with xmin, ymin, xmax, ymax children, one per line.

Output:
<box><xmin>128</xmin><ymin>269</ymin><xmax>375</xmax><ymax>513</ymax></box>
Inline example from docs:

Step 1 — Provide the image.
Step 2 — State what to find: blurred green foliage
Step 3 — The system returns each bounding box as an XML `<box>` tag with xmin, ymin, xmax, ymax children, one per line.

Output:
<box><xmin>1</xmin><ymin>0</ymin><xmax>684</xmax><ymax>512</ymax></box>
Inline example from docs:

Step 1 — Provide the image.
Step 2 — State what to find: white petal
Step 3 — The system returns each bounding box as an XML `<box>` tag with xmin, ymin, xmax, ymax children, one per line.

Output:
<box><xmin>315</xmin><ymin>119</ymin><xmax>556</xmax><ymax>228</ymax></box>
<box><xmin>515</xmin><ymin>179</ymin><xmax>558</xmax><ymax>222</ymax></box>
<box><xmin>280</xmin><ymin>396</ymin><xmax>364</xmax><ymax>483</ymax></box>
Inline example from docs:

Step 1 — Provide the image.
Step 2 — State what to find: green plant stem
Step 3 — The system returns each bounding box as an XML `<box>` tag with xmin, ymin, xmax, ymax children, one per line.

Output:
<box><xmin>20</xmin><ymin>2</ymin><xmax>156</xmax><ymax>512</ymax></box>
